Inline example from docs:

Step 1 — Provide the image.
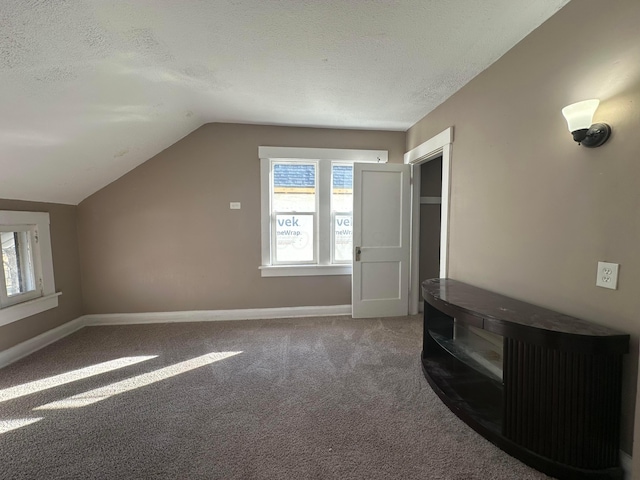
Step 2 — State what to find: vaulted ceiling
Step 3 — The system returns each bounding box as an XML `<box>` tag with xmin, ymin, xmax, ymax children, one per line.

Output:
<box><xmin>1</xmin><ymin>0</ymin><xmax>569</xmax><ymax>205</ymax></box>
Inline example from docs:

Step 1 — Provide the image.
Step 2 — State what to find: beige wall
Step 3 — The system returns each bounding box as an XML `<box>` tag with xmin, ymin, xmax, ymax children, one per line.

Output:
<box><xmin>0</xmin><ymin>199</ymin><xmax>83</xmax><ymax>351</ymax></box>
<box><xmin>407</xmin><ymin>0</ymin><xmax>640</xmax><ymax>458</ymax></box>
<box><xmin>77</xmin><ymin>123</ymin><xmax>405</xmax><ymax>314</ymax></box>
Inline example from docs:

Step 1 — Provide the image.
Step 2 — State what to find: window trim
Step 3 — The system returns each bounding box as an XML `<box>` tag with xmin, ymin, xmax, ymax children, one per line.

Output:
<box><xmin>0</xmin><ymin>211</ymin><xmax>58</xmax><ymax>327</ymax></box>
<box><xmin>259</xmin><ymin>147</ymin><xmax>388</xmax><ymax>277</ymax></box>
<box><xmin>0</xmin><ymin>225</ymin><xmax>41</xmax><ymax>307</ymax></box>
<box><xmin>0</xmin><ymin>292</ymin><xmax>62</xmax><ymax>327</ymax></box>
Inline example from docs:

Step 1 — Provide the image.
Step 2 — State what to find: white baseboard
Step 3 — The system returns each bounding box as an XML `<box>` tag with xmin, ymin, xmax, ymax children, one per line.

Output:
<box><xmin>0</xmin><ymin>316</ymin><xmax>85</xmax><ymax>369</ymax></box>
<box><xmin>620</xmin><ymin>450</ymin><xmax>632</xmax><ymax>479</ymax></box>
<box><xmin>0</xmin><ymin>305</ymin><xmax>352</xmax><ymax>369</ymax></box>
<box><xmin>83</xmin><ymin>304</ymin><xmax>352</xmax><ymax>326</ymax></box>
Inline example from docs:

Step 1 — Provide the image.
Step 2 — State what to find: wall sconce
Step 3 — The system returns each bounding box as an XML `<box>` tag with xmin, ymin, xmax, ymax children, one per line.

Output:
<box><xmin>561</xmin><ymin>99</ymin><xmax>611</xmax><ymax>148</ymax></box>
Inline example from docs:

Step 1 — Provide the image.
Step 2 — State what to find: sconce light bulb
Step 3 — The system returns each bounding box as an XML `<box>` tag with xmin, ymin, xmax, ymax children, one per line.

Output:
<box><xmin>562</xmin><ymin>99</ymin><xmax>599</xmax><ymax>132</ymax></box>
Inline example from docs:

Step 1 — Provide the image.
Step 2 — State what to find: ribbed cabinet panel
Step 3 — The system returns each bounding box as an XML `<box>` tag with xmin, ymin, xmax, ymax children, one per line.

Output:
<box><xmin>503</xmin><ymin>338</ymin><xmax>623</xmax><ymax>470</ymax></box>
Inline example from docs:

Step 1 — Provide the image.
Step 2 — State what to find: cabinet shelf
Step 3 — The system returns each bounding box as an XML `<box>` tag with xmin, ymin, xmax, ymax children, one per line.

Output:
<box><xmin>429</xmin><ymin>324</ymin><xmax>502</xmax><ymax>383</ymax></box>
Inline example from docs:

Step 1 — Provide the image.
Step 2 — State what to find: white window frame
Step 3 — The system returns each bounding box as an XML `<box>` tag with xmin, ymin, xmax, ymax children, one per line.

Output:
<box><xmin>259</xmin><ymin>147</ymin><xmax>388</xmax><ymax>277</ymax></box>
<box><xmin>0</xmin><ymin>211</ymin><xmax>59</xmax><ymax>327</ymax></box>
<box><xmin>330</xmin><ymin>161</ymin><xmax>356</xmax><ymax>265</ymax></box>
<box><xmin>0</xmin><ymin>225</ymin><xmax>40</xmax><ymax>307</ymax></box>
<box><xmin>271</xmin><ymin>160</ymin><xmax>318</xmax><ymax>265</ymax></box>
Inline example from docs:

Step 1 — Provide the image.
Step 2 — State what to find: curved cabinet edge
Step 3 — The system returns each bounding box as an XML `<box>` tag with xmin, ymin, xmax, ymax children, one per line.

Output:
<box><xmin>421</xmin><ymin>357</ymin><xmax>624</xmax><ymax>480</ymax></box>
<box><xmin>422</xmin><ymin>279</ymin><xmax>629</xmax><ymax>355</ymax></box>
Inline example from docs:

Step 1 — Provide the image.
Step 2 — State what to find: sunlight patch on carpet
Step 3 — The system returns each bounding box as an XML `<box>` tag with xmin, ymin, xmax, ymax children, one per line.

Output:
<box><xmin>34</xmin><ymin>351</ymin><xmax>242</xmax><ymax>410</ymax></box>
<box><xmin>0</xmin><ymin>356</ymin><xmax>158</xmax><ymax>403</ymax></box>
<box><xmin>0</xmin><ymin>417</ymin><xmax>43</xmax><ymax>434</ymax></box>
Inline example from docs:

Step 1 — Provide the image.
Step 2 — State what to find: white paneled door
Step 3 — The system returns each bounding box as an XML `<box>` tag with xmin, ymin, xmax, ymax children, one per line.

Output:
<box><xmin>352</xmin><ymin>163</ymin><xmax>411</xmax><ymax>318</ymax></box>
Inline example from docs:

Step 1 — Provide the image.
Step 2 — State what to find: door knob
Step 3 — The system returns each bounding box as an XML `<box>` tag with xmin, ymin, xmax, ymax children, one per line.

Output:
<box><xmin>355</xmin><ymin>246</ymin><xmax>361</xmax><ymax>261</ymax></box>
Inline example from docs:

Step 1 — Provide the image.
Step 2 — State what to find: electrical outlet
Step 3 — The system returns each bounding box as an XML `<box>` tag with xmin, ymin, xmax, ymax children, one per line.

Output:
<box><xmin>596</xmin><ymin>261</ymin><xmax>619</xmax><ymax>290</ymax></box>
<box><xmin>229</xmin><ymin>202</ymin><xmax>241</xmax><ymax>210</ymax></box>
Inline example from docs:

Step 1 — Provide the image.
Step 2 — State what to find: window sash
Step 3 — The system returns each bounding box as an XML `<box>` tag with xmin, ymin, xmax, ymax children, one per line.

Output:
<box><xmin>270</xmin><ymin>160</ymin><xmax>319</xmax><ymax>265</ymax></box>
<box><xmin>330</xmin><ymin>162</ymin><xmax>354</xmax><ymax>265</ymax></box>
<box><xmin>271</xmin><ymin>161</ymin><xmax>318</xmax><ymax>213</ymax></box>
<box><xmin>331</xmin><ymin>211</ymin><xmax>353</xmax><ymax>264</ymax></box>
<box><xmin>271</xmin><ymin>212</ymin><xmax>317</xmax><ymax>265</ymax></box>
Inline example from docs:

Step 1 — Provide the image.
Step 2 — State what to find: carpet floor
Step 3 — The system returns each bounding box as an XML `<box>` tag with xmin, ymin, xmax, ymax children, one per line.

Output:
<box><xmin>0</xmin><ymin>315</ymin><xmax>554</xmax><ymax>479</ymax></box>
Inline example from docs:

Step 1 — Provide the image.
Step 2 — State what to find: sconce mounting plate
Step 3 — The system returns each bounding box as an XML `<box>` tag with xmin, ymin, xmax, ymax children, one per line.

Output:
<box><xmin>580</xmin><ymin>123</ymin><xmax>611</xmax><ymax>148</ymax></box>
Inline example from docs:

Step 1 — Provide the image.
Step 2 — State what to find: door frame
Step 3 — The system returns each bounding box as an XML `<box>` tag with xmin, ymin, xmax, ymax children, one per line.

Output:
<box><xmin>404</xmin><ymin>127</ymin><xmax>454</xmax><ymax>315</ymax></box>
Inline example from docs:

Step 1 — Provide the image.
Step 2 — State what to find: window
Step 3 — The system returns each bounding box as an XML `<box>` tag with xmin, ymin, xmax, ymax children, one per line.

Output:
<box><xmin>331</xmin><ymin>164</ymin><xmax>353</xmax><ymax>264</ymax></box>
<box><xmin>259</xmin><ymin>147</ymin><xmax>388</xmax><ymax>277</ymax></box>
<box><xmin>0</xmin><ymin>211</ymin><xmax>58</xmax><ymax>327</ymax></box>
<box><xmin>1</xmin><ymin>228</ymin><xmax>38</xmax><ymax>307</ymax></box>
<box><xmin>271</xmin><ymin>162</ymin><xmax>318</xmax><ymax>264</ymax></box>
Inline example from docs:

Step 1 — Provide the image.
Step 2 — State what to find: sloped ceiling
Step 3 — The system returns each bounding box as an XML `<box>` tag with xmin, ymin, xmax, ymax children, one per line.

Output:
<box><xmin>1</xmin><ymin>0</ymin><xmax>570</xmax><ymax>205</ymax></box>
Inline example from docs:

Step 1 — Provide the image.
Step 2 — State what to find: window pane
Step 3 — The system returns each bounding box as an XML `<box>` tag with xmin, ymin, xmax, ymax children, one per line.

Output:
<box><xmin>275</xmin><ymin>214</ymin><xmax>314</xmax><ymax>263</ymax></box>
<box><xmin>272</xmin><ymin>163</ymin><xmax>316</xmax><ymax>212</ymax></box>
<box><xmin>1</xmin><ymin>231</ymin><xmax>36</xmax><ymax>296</ymax></box>
<box><xmin>334</xmin><ymin>214</ymin><xmax>352</xmax><ymax>262</ymax></box>
<box><xmin>332</xmin><ymin>165</ymin><xmax>353</xmax><ymax>213</ymax></box>
<box><xmin>332</xmin><ymin>164</ymin><xmax>353</xmax><ymax>263</ymax></box>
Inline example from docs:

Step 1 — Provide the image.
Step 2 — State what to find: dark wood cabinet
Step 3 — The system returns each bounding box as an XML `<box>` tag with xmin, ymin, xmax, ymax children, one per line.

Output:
<box><xmin>421</xmin><ymin>278</ymin><xmax>629</xmax><ymax>480</ymax></box>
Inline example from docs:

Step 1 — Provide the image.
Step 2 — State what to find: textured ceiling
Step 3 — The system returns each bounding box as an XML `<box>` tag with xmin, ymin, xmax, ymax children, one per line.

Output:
<box><xmin>1</xmin><ymin>0</ymin><xmax>570</xmax><ymax>205</ymax></box>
